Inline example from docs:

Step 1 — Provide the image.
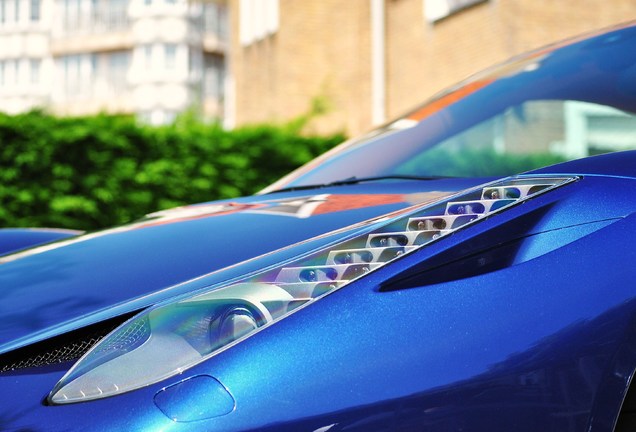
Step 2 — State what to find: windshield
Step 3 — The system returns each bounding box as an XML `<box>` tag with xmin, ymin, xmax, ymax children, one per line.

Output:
<box><xmin>264</xmin><ymin>24</ymin><xmax>636</xmax><ymax>192</ymax></box>
<box><xmin>392</xmin><ymin>99</ymin><xmax>636</xmax><ymax>177</ymax></box>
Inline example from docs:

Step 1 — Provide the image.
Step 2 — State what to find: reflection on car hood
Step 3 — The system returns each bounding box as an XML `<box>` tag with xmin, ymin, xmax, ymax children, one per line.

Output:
<box><xmin>0</xmin><ymin>179</ymin><xmax>482</xmax><ymax>353</ymax></box>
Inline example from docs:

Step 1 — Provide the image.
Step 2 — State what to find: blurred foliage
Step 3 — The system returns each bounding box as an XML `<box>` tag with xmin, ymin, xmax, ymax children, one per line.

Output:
<box><xmin>0</xmin><ymin>111</ymin><xmax>344</xmax><ymax>230</ymax></box>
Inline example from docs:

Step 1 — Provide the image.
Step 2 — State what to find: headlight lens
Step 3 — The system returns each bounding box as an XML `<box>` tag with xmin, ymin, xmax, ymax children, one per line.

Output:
<box><xmin>49</xmin><ymin>176</ymin><xmax>575</xmax><ymax>404</ymax></box>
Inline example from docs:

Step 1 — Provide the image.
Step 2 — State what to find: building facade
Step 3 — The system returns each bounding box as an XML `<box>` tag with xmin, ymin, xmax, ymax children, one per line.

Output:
<box><xmin>0</xmin><ymin>0</ymin><xmax>227</xmax><ymax>124</ymax></box>
<box><xmin>2</xmin><ymin>0</ymin><xmax>635</xmax><ymax>132</ymax></box>
<box><xmin>228</xmin><ymin>0</ymin><xmax>636</xmax><ymax>136</ymax></box>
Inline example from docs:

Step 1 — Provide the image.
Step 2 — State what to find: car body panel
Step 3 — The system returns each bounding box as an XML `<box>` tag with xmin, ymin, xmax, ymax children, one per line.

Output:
<box><xmin>5</xmin><ymin>22</ymin><xmax>636</xmax><ymax>432</ymax></box>
<box><xmin>0</xmin><ymin>179</ymin><xmax>482</xmax><ymax>355</ymax></box>
<box><xmin>2</xmin><ymin>172</ymin><xmax>636</xmax><ymax>431</ymax></box>
<box><xmin>0</xmin><ymin>228</ymin><xmax>82</xmax><ymax>256</ymax></box>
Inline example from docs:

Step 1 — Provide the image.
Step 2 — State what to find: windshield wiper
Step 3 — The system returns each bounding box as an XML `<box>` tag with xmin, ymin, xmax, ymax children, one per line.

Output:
<box><xmin>264</xmin><ymin>175</ymin><xmax>452</xmax><ymax>194</ymax></box>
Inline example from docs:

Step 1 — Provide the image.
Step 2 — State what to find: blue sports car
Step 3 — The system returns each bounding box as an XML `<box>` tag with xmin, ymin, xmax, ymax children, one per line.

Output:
<box><xmin>4</xmin><ymin>22</ymin><xmax>636</xmax><ymax>432</ymax></box>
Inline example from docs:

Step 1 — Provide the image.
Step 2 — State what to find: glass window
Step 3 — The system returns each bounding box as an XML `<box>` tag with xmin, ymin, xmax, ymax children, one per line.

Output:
<box><xmin>109</xmin><ymin>51</ymin><xmax>129</xmax><ymax>70</ymax></box>
<box><xmin>63</xmin><ymin>0</ymin><xmax>81</xmax><ymax>30</ymax></box>
<box><xmin>29</xmin><ymin>58</ymin><xmax>40</xmax><ymax>84</ymax></box>
<box><xmin>141</xmin><ymin>44</ymin><xmax>152</xmax><ymax>69</ymax></box>
<box><xmin>90</xmin><ymin>53</ymin><xmax>98</xmax><ymax>74</ymax></box>
<box><xmin>14</xmin><ymin>0</ymin><xmax>19</xmax><ymax>22</ymax></box>
<box><xmin>61</xmin><ymin>54</ymin><xmax>83</xmax><ymax>96</ymax></box>
<box><xmin>164</xmin><ymin>44</ymin><xmax>177</xmax><ymax>69</ymax></box>
<box><xmin>0</xmin><ymin>0</ymin><xmax>6</xmax><ymax>24</ymax></box>
<box><xmin>203</xmin><ymin>3</ymin><xmax>217</xmax><ymax>33</ymax></box>
<box><xmin>6</xmin><ymin>60</ymin><xmax>15</xmax><ymax>85</ymax></box>
<box><xmin>108</xmin><ymin>50</ymin><xmax>129</xmax><ymax>93</ymax></box>
<box><xmin>203</xmin><ymin>53</ymin><xmax>224</xmax><ymax>99</ymax></box>
<box><xmin>89</xmin><ymin>50</ymin><xmax>130</xmax><ymax>96</ymax></box>
<box><xmin>29</xmin><ymin>0</ymin><xmax>39</xmax><ymax>21</ymax></box>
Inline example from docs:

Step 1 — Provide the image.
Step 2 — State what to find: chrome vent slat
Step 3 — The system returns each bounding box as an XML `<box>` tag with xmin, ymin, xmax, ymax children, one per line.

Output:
<box><xmin>271</xmin><ymin>178</ymin><xmax>572</xmax><ymax>299</ymax></box>
<box><xmin>326</xmin><ymin>246</ymin><xmax>418</xmax><ymax>265</ymax></box>
<box><xmin>276</xmin><ymin>263</ymin><xmax>384</xmax><ymax>284</ymax></box>
<box><xmin>3</xmin><ymin>178</ymin><xmax>572</xmax><ymax>375</ymax></box>
<box><xmin>275</xmin><ymin>281</ymin><xmax>347</xmax><ymax>298</ymax></box>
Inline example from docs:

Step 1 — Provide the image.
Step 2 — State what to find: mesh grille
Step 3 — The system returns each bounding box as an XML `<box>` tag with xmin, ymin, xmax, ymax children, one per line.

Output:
<box><xmin>0</xmin><ymin>312</ymin><xmax>137</xmax><ymax>373</ymax></box>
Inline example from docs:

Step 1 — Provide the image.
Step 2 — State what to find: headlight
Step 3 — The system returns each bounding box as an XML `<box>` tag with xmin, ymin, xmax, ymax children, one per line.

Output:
<box><xmin>49</xmin><ymin>175</ymin><xmax>575</xmax><ymax>404</ymax></box>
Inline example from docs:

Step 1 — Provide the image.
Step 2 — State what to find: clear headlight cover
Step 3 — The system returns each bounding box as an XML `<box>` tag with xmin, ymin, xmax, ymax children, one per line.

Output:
<box><xmin>49</xmin><ymin>176</ymin><xmax>575</xmax><ymax>404</ymax></box>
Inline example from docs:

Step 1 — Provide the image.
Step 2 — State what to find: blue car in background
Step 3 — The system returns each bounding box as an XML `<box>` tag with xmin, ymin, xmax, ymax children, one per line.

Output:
<box><xmin>4</xmin><ymin>22</ymin><xmax>636</xmax><ymax>432</ymax></box>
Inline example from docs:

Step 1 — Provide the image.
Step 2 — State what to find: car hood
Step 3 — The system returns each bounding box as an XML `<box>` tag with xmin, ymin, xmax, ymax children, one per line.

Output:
<box><xmin>0</xmin><ymin>178</ymin><xmax>482</xmax><ymax>353</ymax></box>
<box><xmin>4</xmin><ymin>147</ymin><xmax>636</xmax><ymax>354</ymax></box>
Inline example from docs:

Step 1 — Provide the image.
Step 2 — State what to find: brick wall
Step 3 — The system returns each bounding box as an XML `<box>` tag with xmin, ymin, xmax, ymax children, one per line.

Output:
<box><xmin>231</xmin><ymin>0</ymin><xmax>373</xmax><ymax>135</ymax></box>
<box><xmin>231</xmin><ymin>0</ymin><xmax>636</xmax><ymax>136</ymax></box>
<box><xmin>386</xmin><ymin>0</ymin><xmax>636</xmax><ymax>122</ymax></box>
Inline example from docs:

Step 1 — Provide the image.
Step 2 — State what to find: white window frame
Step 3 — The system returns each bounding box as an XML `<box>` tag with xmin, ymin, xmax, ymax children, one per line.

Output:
<box><xmin>240</xmin><ymin>0</ymin><xmax>279</xmax><ymax>46</ymax></box>
<box><xmin>164</xmin><ymin>43</ymin><xmax>177</xmax><ymax>70</ymax></box>
<box><xmin>424</xmin><ymin>0</ymin><xmax>487</xmax><ymax>23</ymax></box>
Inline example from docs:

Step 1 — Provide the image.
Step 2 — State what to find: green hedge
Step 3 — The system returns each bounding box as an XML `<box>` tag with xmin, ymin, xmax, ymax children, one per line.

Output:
<box><xmin>0</xmin><ymin>111</ymin><xmax>344</xmax><ymax>230</ymax></box>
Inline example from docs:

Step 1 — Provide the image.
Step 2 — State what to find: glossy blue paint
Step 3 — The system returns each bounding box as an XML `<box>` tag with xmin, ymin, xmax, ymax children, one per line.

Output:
<box><xmin>154</xmin><ymin>375</ymin><xmax>235</xmax><ymax>422</ymax></box>
<box><xmin>0</xmin><ymin>173</ymin><xmax>635</xmax><ymax>431</ymax></box>
<box><xmin>532</xmin><ymin>150</ymin><xmax>636</xmax><ymax>178</ymax></box>
<box><xmin>0</xmin><ymin>228</ymin><xmax>81</xmax><ymax>255</ymax></box>
<box><xmin>0</xmin><ymin>179</ymin><xmax>479</xmax><ymax>355</ymax></box>
<box><xmin>187</xmin><ymin>215</ymin><xmax>636</xmax><ymax>431</ymax></box>
<box><xmin>5</xmin><ymin>23</ymin><xmax>636</xmax><ymax>432</ymax></box>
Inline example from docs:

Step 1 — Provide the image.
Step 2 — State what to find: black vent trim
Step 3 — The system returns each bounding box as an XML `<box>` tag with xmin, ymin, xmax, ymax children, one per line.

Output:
<box><xmin>0</xmin><ymin>311</ymin><xmax>139</xmax><ymax>373</ymax></box>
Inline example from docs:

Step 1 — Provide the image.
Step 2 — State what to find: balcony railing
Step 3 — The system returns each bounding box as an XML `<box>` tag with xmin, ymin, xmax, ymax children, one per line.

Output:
<box><xmin>58</xmin><ymin>4</ymin><xmax>129</xmax><ymax>36</ymax></box>
<box><xmin>200</xmin><ymin>2</ymin><xmax>227</xmax><ymax>41</ymax></box>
